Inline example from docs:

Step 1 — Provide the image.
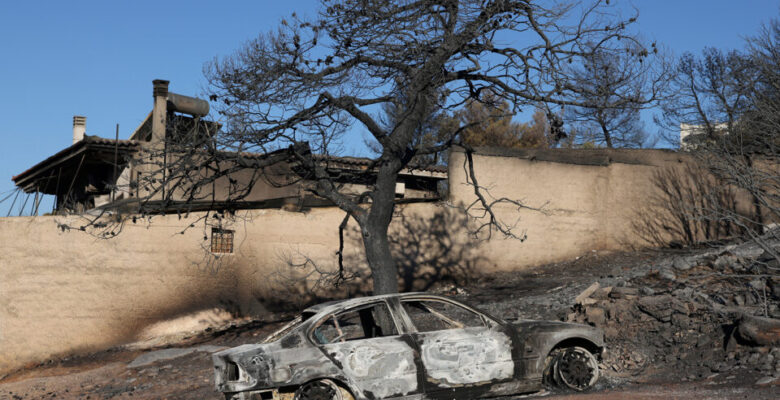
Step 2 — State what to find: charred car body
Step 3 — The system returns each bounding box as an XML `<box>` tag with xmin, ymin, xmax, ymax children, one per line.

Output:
<box><xmin>213</xmin><ymin>293</ymin><xmax>604</xmax><ymax>400</ymax></box>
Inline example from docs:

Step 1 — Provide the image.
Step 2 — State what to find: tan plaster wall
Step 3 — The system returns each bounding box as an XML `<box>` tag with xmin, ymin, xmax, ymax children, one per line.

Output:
<box><xmin>0</xmin><ymin>214</ymin><xmax>233</xmax><ymax>372</ymax></box>
<box><xmin>447</xmin><ymin>149</ymin><xmax>689</xmax><ymax>271</ymax></box>
<box><xmin>0</xmin><ymin>205</ymin><xmax>451</xmax><ymax>373</ymax></box>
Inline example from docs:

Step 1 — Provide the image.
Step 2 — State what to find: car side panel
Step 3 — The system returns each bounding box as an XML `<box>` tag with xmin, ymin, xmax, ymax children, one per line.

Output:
<box><xmin>320</xmin><ymin>335</ymin><xmax>421</xmax><ymax>399</ymax></box>
<box><xmin>415</xmin><ymin>326</ymin><xmax>514</xmax><ymax>395</ymax></box>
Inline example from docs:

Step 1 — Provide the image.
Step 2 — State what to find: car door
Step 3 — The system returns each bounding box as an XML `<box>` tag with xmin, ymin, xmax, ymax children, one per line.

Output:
<box><xmin>311</xmin><ymin>301</ymin><xmax>422</xmax><ymax>399</ymax></box>
<box><xmin>400</xmin><ymin>298</ymin><xmax>515</xmax><ymax>398</ymax></box>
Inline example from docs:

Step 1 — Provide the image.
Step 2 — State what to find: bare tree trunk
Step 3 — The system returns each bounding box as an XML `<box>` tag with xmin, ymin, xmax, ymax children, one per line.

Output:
<box><xmin>360</xmin><ymin>162</ymin><xmax>401</xmax><ymax>295</ymax></box>
<box><xmin>361</xmin><ymin>222</ymin><xmax>399</xmax><ymax>294</ymax></box>
<box><xmin>600</xmin><ymin>121</ymin><xmax>614</xmax><ymax>148</ymax></box>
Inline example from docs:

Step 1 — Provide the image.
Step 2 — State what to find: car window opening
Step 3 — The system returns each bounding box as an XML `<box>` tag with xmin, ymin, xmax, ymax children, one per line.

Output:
<box><xmin>312</xmin><ymin>303</ymin><xmax>397</xmax><ymax>344</ymax></box>
<box><xmin>402</xmin><ymin>300</ymin><xmax>485</xmax><ymax>333</ymax></box>
<box><xmin>263</xmin><ymin>312</ymin><xmax>314</xmax><ymax>344</ymax></box>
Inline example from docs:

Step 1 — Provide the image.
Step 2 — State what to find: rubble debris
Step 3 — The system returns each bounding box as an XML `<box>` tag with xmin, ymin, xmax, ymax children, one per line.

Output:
<box><xmin>592</xmin><ymin>286</ymin><xmax>613</xmax><ymax>300</ymax></box>
<box><xmin>637</xmin><ymin>295</ymin><xmax>686</xmax><ymax>322</ymax></box>
<box><xmin>585</xmin><ymin>306</ymin><xmax>606</xmax><ymax>326</ymax></box>
<box><xmin>567</xmin><ymin>239</ymin><xmax>780</xmax><ymax>381</ymax></box>
<box><xmin>737</xmin><ymin>315</ymin><xmax>780</xmax><ymax>346</ymax></box>
<box><xmin>575</xmin><ymin>283</ymin><xmax>601</xmax><ymax>305</ymax></box>
<box><xmin>672</xmin><ymin>257</ymin><xmax>693</xmax><ymax>271</ymax></box>
<box><xmin>755</xmin><ymin>375</ymin><xmax>778</xmax><ymax>385</ymax></box>
<box><xmin>609</xmin><ymin>287</ymin><xmax>638</xmax><ymax>299</ymax></box>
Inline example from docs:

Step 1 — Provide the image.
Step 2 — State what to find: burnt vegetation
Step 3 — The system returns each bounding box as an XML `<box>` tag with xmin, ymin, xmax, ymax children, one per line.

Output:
<box><xmin>197</xmin><ymin>0</ymin><xmax>656</xmax><ymax>294</ymax></box>
<box><xmin>654</xmin><ymin>18</ymin><xmax>780</xmax><ymax>261</ymax></box>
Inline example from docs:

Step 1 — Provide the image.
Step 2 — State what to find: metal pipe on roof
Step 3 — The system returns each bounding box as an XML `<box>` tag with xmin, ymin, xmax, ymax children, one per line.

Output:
<box><xmin>167</xmin><ymin>92</ymin><xmax>209</xmax><ymax>117</ymax></box>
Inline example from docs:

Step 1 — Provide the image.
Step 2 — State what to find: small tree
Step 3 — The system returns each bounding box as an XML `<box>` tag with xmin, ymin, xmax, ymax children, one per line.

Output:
<box><xmin>456</xmin><ymin>91</ymin><xmax>550</xmax><ymax>149</ymax></box>
<box><xmin>458</xmin><ymin>91</ymin><xmax>524</xmax><ymax>148</ymax></box>
<box><xmin>198</xmin><ymin>0</ymin><xmax>650</xmax><ymax>294</ymax></box>
<box><xmin>658</xmin><ymin>47</ymin><xmax>755</xmax><ymax>148</ymax></box>
<box><xmin>566</xmin><ymin>44</ymin><xmax>669</xmax><ymax>148</ymax></box>
<box><xmin>518</xmin><ymin>109</ymin><xmax>555</xmax><ymax>148</ymax></box>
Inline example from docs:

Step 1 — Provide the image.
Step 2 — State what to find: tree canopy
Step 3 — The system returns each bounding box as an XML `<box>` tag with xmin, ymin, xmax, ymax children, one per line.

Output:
<box><xmin>205</xmin><ymin>0</ymin><xmax>654</xmax><ymax>293</ymax></box>
<box><xmin>565</xmin><ymin>42</ymin><xmax>669</xmax><ymax>148</ymax></box>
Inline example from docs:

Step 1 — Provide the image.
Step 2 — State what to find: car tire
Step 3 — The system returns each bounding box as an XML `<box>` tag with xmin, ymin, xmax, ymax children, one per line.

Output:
<box><xmin>545</xmin><ymin>346</ymin><xmax>599</xmax><ymax>391</ymax></box>
<box><xmin>294</xmin><ymin>379</ymin><xmax>344</xmax><ymax>400</ymax></box>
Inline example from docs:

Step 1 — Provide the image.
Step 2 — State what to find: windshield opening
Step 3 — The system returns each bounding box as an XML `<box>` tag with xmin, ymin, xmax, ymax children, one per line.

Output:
<box><xmin>262</xmin><ymin>312</ymin><xmax>314</xmax><ymax>343</ymax></box>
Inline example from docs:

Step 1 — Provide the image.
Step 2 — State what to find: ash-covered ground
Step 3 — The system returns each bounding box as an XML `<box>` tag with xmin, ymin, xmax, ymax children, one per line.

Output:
<box><xmin>2</xmin><ymin>241</ymin><xmax>779</xmax><ymax>399</ymax></box>
<box><xmin>455</xmin><ymin>238</ymin><xmax>780</xmax><ymax>398</ymax></box>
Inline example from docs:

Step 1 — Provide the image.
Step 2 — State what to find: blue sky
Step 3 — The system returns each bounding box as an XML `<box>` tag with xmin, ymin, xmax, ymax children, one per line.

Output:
<box><xmin>1</xmin><ymin>0</ymin><xmax>777</xmax><ymax>216</ymax></box>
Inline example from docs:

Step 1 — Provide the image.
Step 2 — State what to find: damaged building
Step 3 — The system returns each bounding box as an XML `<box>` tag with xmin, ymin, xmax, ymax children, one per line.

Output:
<box><xmin>11</xmin><ymin>80</ymin><xmax>446</xmax><ymax>215</ymax></box>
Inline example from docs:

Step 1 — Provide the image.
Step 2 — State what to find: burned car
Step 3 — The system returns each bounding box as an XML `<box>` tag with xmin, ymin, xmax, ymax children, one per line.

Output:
<box><xmin>213</xmin><ymin>293</ymin><xmax>604</xmax><ymax>400</ymax></box>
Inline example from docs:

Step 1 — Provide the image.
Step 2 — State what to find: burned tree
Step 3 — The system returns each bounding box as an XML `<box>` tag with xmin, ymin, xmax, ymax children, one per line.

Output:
<box><xmin>658</xmin><ymin>47</ymin><xmax>756</xmax><ymax>149</ymax></box>
<box><xmin>197</xmin><ymin>0</ymin><xmax>654</xmax><ymax>294</ymax></box>
<box><xmin>565</xmin><ymin>43</ymin><xmax>669</xmax><ymax>148</ymax></box>
<box><xmin>658</xmin><ymin>19</ymin><xmax>780</xmax><ymax>260</ymax></box>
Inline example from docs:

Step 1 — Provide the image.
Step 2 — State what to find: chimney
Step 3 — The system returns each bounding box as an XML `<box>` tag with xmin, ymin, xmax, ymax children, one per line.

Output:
<box><xmin>151</xmin><ymin>79</ymin><xmax>169</xmax><ymax>143</ymax></box>
<box><xmin>72</xmin><ymin>115</ymin><xmax>86</xmax><ymax>144</ymax></box>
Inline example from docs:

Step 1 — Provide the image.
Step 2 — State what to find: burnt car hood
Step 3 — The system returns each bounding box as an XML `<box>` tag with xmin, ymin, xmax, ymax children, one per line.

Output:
<box><xmin>215</xmin><ymin>343</ymin><xmax>266</xmax><ymax>358</ymax></box>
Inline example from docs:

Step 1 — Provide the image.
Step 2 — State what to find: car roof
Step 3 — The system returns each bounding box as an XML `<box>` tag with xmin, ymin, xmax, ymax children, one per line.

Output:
<box><xmin>302</xmin><ymin>292</ymin><xmax>445</xmax><ymax>315</ymax></box>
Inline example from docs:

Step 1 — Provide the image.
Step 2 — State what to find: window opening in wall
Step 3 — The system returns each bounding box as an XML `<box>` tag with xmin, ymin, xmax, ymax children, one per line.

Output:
<box><xmin>211</xmin><ymin>228</ymin><xmax>234</xmax><ymax>254</ymax></box>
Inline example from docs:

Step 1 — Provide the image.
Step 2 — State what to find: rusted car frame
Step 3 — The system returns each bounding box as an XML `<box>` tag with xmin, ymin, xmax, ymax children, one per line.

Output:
<box><xmin>213</xmin><ymin>293</ymin><xmax>605</xmax><ymax>400</ymax></box>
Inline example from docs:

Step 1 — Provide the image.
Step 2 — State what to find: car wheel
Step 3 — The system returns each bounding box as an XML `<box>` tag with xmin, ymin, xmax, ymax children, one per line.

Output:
<box><xmin>547</xmin><ymin>346</ymin><xmax>599</xmax><ymax>391</ymax></box>
<box><xmin>294</xmin><ymin>379</ymin><xmax>344</xmax><ymax>400</ymax></box>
